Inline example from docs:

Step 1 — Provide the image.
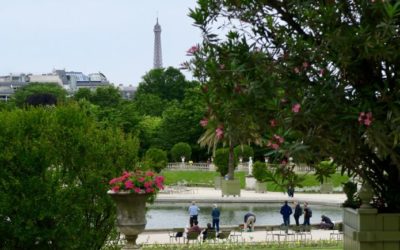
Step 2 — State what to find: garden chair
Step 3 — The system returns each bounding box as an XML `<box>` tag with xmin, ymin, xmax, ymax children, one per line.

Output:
<box><xmin>329</xmin><ymin>223</ymin><xmax>343</xmax><ymax>241</ymax></box>
<box><xmin>184</xmin><ymin>231</ymin><xmax>201</xmax><ymax>244</ymax></box>
<box><xmin>203</xmin><ymin>229</ymin><xmax>217</xmax><ymax>243</ymax></box>
<box><xmin>230</xmin><ymin>226</ymin><xmax>244</xmax><ymax>243</ymax></box>
<box><xmin>217</xmin><ymin>231</ymin><xmax>231</xmax><ymax>243</ymax></box>
<box><xmin>168</xmin><ymin>228</ymin><xmax>185</xmax><ymax>243</ymax></box>
<box><xmin>265</xmin><ymin>226</ymin><xmax>274</xmax><ymax>241</ymax></box>
<box><xmin>296</xmin><ymin>225</ymin><xmax>312</xmax><ymax>242</ymax></box>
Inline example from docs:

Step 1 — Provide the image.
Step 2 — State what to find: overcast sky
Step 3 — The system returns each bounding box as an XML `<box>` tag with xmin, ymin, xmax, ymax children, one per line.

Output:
<box><xmin>0</xmin><ymin>0</ymin><xmax>202</xmax><ymax>86</ymax></box>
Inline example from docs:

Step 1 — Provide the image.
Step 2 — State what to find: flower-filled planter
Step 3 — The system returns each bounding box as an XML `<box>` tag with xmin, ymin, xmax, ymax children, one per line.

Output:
<box><xmin>108</xmin><ymin>170</ymin><xmax>164</xmax><ymax>249</ymax></box>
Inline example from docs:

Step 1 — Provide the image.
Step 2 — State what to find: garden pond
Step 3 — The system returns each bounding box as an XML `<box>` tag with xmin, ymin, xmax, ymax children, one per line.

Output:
<box><xmin>146</xmin><ymin>202</ymin><xmax>342</xmax><ymax>229</ymax></box>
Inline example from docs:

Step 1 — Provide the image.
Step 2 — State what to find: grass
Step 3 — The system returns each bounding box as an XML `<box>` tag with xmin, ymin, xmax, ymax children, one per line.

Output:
<box><xmin>161</xmin><ymin>170</ymin><xmax>348</xmax><ymax>192</ymax></box>
<box><xmin>141</xmin><ymin>240</ymin><xmax>343</xmax><ymax>249</ymax></box>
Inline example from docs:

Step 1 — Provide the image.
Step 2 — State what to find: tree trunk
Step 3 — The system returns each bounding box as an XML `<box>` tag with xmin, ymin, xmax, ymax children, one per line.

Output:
<box><xmin>228</xmin><ymin>139</ymin><xmax>235</xmax><ymax>180</ymax></box>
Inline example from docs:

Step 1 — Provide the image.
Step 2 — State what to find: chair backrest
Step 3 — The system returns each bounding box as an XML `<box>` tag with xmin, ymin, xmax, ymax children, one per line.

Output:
<box><xmin>218</xmin><ymin>231</ymin><xmax>231</xmax><ymax>240</ymax></box>
<box><xmin>205</xmin><ymin>229</ymin><xmax>217</xmax><ymax>240</ymax></box>
<box><xmin>187</xmin><ymin>231</ymin><xmax>200</xmax><ymax>240</ymax></box>
<box><xmin>174</xmin><ymin>228</ymin><xmax>185</xmax><ymax>237</ymax></box>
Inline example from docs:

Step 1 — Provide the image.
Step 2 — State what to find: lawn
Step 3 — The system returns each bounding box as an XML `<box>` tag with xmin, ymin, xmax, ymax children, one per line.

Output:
<box><xmin>161</xmin><ymin>170</ymin><xmax>348</xmax><ymax>192</ymax></box>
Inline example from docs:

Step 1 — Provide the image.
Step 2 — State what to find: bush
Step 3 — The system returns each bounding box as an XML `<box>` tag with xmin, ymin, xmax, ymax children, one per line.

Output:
<box><xmin>170</xmin><ymin>142</ymin><xmax>192</xmax><ymax>162</ymax></box>
<box><xmin>234</xmin><ymin>145</ymin><xmax>254</xmax><ymax>161</ymax></box>
<box><xmin>144</xmin><ymin>148</ymin><xmax>168</xmax><ymax>173</ymax></box>
<box><xmin>214</xmin><ymin>148</ymin><xmax>238</xmax><ymax>177</ymax></box>
<box><xmin>0</xmin><ymin>104</ymin><xmax>140</xmax><ymax>249</ymax></box>
<box><xmin>252</xmin><ymin>161</ymin><xmax>268</xmax><ymax>182</ymax></box>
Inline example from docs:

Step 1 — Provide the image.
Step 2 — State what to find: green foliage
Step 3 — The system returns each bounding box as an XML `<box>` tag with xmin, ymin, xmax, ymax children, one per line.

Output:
<box><xmin>170</xmin><ymin>142</ymin><xmax>192</xmax><ymax>162</ymax></box>
<box><xmin>315</xmin><ymin>161</ymin><xmax>337</xmax><ymax>184</ymax></box>
<box><xmin>138</xmin><ymin>116</ymin><xmax>162</xmax><ymax>155</ymax></box>
<box><xmin>12</xmin><ymin>82</ymin><xmax>67</xmax><ymax>107</ymax></box>
<box><xmin>234</xmin><ymin>145</ymin><xmax>254</xmax><ymax>161</ymax></box>
<box><xmin>90</xmin><ymin>86</ymin><xmax>122</xmax><ymax>107</ymax></box>
<box><xmin>135</xmin><ymin>67</ymin><xmax>198</xmax><ymax>102</ymax></box>
<box><xmin>0</xmin><ymin>104</ymin><xmax>139</xmax><ymax>249</ymax></box>
<box><xmin>252</xmin><ymin>161</ymin><xmax>268</xmax><ymax>182</ymax></box>
<box><xmin>134</xmin><ymin>93</ymin><xmax>166</xmax><ymax>116</ymax></box>
<box><xmin>144</xmin><ymin>148</ymin><xmax>168</xmax><ymax>173</ymax></box>
<box><xmin>189</xmin><ymin>0</ymin><xmax>400</xmax><ymax>210</ymax></box>
<box><xmin>214</xmin><ymin>148</ymin><xmax>238</xmax><ymax>177</ymax></box>
<box><xmin>342</xmin><ymin>181</ymin><xmax>361</xmax><ymax>209</ymax></box>
<box><xmin>74</xmin><ymin>88</ymin><xmax>92</xmax><ymax>101</ymax></box>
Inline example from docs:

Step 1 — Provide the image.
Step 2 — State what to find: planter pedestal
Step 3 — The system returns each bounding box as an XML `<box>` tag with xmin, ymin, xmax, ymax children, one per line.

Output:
<box><xmin>221</xmin><ymin>179</ymin><xmax>241</xmax><ymax>197</ymax></box>
<box><xmin>245</xmin><ymin>176</ymin><xmax>256</xmax><ymax>190</ymax></box>
<box><xmin>343</xmin><ymin>208</ymin><xmax>400</xmax><ymax>250</ymax></box>
<box><xmin>214</xmin><ymin>176</ymin><xmax>223</xmax><ymax>190</ymax></box>
<box><xmin>320</xmin><ymin>182</ymin><xmax>333</xmax><ymax>194</ymax></box>
<box><xmin>108</xmin><ymin>192</ymin><xmax>150</xmax><ymax>249</ymax></box>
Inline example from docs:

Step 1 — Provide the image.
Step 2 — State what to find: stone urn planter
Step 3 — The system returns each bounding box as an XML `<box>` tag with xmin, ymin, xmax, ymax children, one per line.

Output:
<box><xmin>108</xmin><ymin>191</ymin><xmax>150</xmax><ymax>249</ymax></box>
<box><xmin>221</xmin><ymin>179</ymin><xmax>241</xmax><ymax>197</ymax></box>
<box><xmin>255</xmin><ymin>181</ymin><xmax>267</xmax><ymax>193</ymax></box>
<box><xmin>343</xmin><ymin>182</ymin><xmax>400</xmax><ymax>250</ymax></box>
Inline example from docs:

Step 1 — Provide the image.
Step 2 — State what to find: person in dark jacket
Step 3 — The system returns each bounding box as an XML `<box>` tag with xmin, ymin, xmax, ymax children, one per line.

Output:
<box><xmin>280</xmin><ymin>201</ymin><xmax>293</xmax><ymax>226</ymax></box>
<box><xmin>293</xmin><ymin>201</ymin><xmax>303</xmax><ymax>226</ymax></box>
<box><xmin>211</xmin><ymin>204</ymin><xmax>220</xmax><ymax>232</ymax></box>
<box><xmin>202</xmin><ymin>223</ymin><xmax>214</xmax><ymax>241</ymax></box>
<box><xmin>320</xmin><ymin>215</ymin><xmax>334</xmax><ymax>229</ymax></box>
<box><xmin>303</xmin><ymin>202</ymin><xmax>312</xmax><ymax>225</ymax></box>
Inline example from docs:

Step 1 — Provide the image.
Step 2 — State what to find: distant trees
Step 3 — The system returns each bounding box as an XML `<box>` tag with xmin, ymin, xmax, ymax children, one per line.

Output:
<box><xmin>12</xmin><ymin>83</ymin><xmax>67</xmax><ymax>107</ymax></box>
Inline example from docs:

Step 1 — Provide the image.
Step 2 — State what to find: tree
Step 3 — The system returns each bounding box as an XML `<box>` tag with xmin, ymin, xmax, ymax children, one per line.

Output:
<box><xmin>90</xmin><ymin>86</ymin><xmax>122</xmax><ymax>107</ymax></box>
<box><xmin>143</xmin><ymin>148</ymin><xmax>168</xmax><ymax>173</ymax></box>
<box><xmin>133</xmin><ymin>93</ymin><xmax>166</xmax><ymax>117</ymax></box>
<box><xmin>189</xmin><ymin>1</ymin><xmax>400</xmax><ymax>211</ymax></box>
<box><xmin>12</xmin><ymin>83</ymin><xmax>67</xmax><ymax>107</ymax></box>
<box><xmin>234</xmin><ymin>145</ymin><xmax>254</xmax><ymax>162</ymax></box>
<box><xmin>135</xmin><ymin>67</ymin><xmax>198</xmax><ymax>102</ymax></box>
<box><xmin>170</xmin><ymin>142</ymin><xmax>192</xmax><ymax>162</ymax></box>
<box><xmin>0</xmin><ymin>104</ymin><xmax>140</xmax><ymax>249</ymax></box>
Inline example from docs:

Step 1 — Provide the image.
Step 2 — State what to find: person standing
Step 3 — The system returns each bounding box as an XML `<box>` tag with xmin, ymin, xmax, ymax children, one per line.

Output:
<box><xmin>244</xmin><ymin>212</ymin><xmax>256</xmax><ymax>232</ymax></box>
<box><xmin>280</xmin><ymin>201</ymin><xmax>293</xmax><ymax>226</ymax></box>
<box><xmin>188</xmin><ymin>201</ymin><xmax>200</xmax><ymax>227</ymax></box>
<box><xmin>211</xmin><ymin>204</ymin><xmax>220</xmax><ymax>232</ymax></box>
<box><xmin>293</xmin><ymin>201</ymin><xmax>303</xmax><ymax>226</ymax></box>
<box><xmin>303</xmin><ymin>202</ymin><xmax>312</xmax><ymax>226</ymax></box>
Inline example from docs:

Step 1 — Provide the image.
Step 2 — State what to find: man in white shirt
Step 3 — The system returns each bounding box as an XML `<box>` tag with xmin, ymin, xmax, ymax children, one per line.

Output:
<box><xmin>188</xmin><ymin>201</ymin><xmax>200</xmax><ymax>227</ymax></box>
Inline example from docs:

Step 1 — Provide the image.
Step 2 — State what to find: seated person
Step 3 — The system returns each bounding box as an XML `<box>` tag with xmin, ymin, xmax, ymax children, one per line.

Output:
<box><xmin>320</xmin><ymin>215</ymin><xmax>334</xmax><ymax>229</ymax></box>
<box><xmin>244</xmin><ymin>212</ymin><xmax>256</xmax><ymax>232</ymax></box>
<box><xmin>202</xmin><ymin>223</ymin><xmax>214</xmax><ymax>241</ymax></box>
<box><xmin>188</xmin><ymin>220</ymin><xmax>202</xmax><ymax>234</ymax></box>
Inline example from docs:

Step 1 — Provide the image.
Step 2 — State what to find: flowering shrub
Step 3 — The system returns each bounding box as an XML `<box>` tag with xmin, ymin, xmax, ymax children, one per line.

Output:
<box><xmin>109</xmin><ymin>170</ymin><xmax>165</xmax><ymax>196</ymax></box>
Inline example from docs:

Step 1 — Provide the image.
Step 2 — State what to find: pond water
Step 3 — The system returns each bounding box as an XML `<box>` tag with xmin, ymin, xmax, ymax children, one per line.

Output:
<box><xmin>146</xmin><ymin>202</ymin><xmax>342</xmax><ymax>229</ymax></box>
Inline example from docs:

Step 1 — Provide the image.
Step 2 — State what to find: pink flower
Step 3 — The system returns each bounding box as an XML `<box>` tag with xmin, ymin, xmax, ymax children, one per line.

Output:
<box><xmin>294</xmin><ymin>67</ymin><xmax>300</xmax><ymax>74</ymax></box>
<box><xmin>281</xmin><ymin>159</ymin><xmax>288</xmax><ymax>165</ymax></box>
<box><xmin>109</xmin><ymin>178</ymin><xmax>119</xmax><ymax>185</ymax></box>
<box><xmin>144</xmin><ymin>181</ymin><xmax>153</xmax><ymax>188</ymax></box>
<box><xmin>271</xmin><ymin>143</ymin><xmax>280</xmax><ymax>149</ymax></box>
<box><xmin>319</xmin><ymin>68</ymin><xmax>325</xmax><ymax>76</ymax></box>
<box><xmin>359</xmin><ymin>112</ymin><xmax>373</xmax><ymax>126</ymax></box>
<box><xmin>200</xmin><ymin>119</ymin><xmax>208</xmax><ymax>127</ymax></box>
<box><xmin>216</xmin><ymin>127</ymin><xmax>224</xmax><ymax>140</ymax></box>
<box><xmin>302</xmin><ymin>62</ymin><xmax>309</xmax><ymax>69</ymax></box>
<box><xmin>138</xmin><ymin>177</ymin><xmax>145</xmax><ymax>182</ymax></box>
<box><xmin>112</xmin><ymin>186</ymin><xmax>120</xmax><ymax>192</ymax></box>
<box><xmin>186</xmin><ymin>45</ymin><xmax>199</xmax><ymax>55</ymax></box>
<box><xmin>270</xmin><ymin>119</ymin><xmax>277</xmax><ymax>127</ymax></box>
<box><xmin>146</xmin><ymin>171</ymin><xmax>154</xmax><ymax>177</ymax></box>
<box><xmin>134</xmin><ymin>187</ymin><xmax>142</xmax><ymax>194</ymax></box>
<box><xmin>292</xmin><ymin>103</ymin><xmax>301</xmax><ymax>113</ymax></box>
<box><xmin>274</xmin><ymin>134</ymin><xmax>284</xmax><ymax>144</ymax></box>
<box><xmin>146</xmin><ymin>188</ymin><xmax>155</xmax><ymax>193</ymax></box>
<box><xmin>125</xmin><ymin>180</ymin><xmax>134</xmax><ymax>189</ymax></box>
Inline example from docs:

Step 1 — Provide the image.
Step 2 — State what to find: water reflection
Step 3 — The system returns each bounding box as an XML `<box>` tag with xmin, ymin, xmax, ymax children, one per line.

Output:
<box><xmin>146</xmin><ymin>202</ymin><xmax>342</xmax><ymax>229</ymax></box>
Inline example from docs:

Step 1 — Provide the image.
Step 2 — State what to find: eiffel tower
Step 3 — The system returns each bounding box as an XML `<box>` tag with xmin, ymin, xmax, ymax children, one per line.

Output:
<box><xmin>153</xmin><ymin>18</ymin><xmax>163</xmax><ymax>69</ymax></box>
